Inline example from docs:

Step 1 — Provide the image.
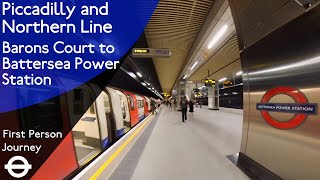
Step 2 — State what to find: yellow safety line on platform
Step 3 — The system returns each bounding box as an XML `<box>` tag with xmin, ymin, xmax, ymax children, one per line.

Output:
<box><xmin>90</xmin><ymin>115</ymin><xmax>154</xmax><ymax>180</ymax></box>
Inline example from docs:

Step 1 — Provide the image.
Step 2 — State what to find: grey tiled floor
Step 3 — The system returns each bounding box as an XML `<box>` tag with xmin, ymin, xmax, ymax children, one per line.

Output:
<box><xmin>112</xmin><ymin>106</ymin><xmax>249</xmax><ymax>180</ymax></box>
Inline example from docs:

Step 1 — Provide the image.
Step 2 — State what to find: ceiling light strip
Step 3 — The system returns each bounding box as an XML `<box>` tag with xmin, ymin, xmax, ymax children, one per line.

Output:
<box><xmin>190</xmin><ymin>61</ymin><xmax>198</xmax><ymax>70</ymax></box>
<box><xmin>208</xmin><ymin>25</ymin><xmax>228</xmax><ymax>49</ymax></box>
<box><xmin>219</xmin><ymin>77</ymin><xmax>227</xmax><ymax>82</ymax></box>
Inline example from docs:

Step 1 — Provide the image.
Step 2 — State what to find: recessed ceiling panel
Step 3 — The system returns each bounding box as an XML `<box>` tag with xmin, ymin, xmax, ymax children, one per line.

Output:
<box><xmin>184</xmin><ymin>6</ymin><xmax>236</xmax><ymax>79</ymax></box>
<box><xmin>190</xmin><ymin>34</ymin><xmax>240</xmax><ymax>81</ymax></box>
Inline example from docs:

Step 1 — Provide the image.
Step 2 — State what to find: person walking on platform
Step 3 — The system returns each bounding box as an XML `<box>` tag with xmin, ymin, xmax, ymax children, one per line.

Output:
<box><xmin>180</xmin><ymin>96</ymin><xmax>188</xmax><ymax>122</ymax></box>
<box><xmin>189</xmin><ymin>99</ymin><xmax>194</xmax><ymax>115</ymax></box>
<box><xmin>173</xmin><ymin>99</ymin><xmax>177</xmax><ymax>110</ymax></box>
<box><xmin>157</xmin><ymin>99</ymin><xmax>161</xmax><ymax>109</ymax></box>
<box><xmin>171</xmin><ymin>99</ymin><xmax>174</xmax><ymax>109</ymax></box>
<box><xmin>151</xmin><ymin>98</ymin><xmax>157</xmax><ymax>115</ymax></box>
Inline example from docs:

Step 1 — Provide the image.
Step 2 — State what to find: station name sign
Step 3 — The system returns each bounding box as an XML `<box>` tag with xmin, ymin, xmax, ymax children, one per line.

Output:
<box><xmin>257</xmin><ymin>86</ymin><xmax>318</xmax><ymax>130</ymax></box>
<box><xmin>257</xmin><ymin>103</ymin><xmax>317</xmax><ymax>115</ymax></box>
<box><xmin>132</xmin><ymin>48</ymin><xmax>171</xmax><ymax>58</ymax></box>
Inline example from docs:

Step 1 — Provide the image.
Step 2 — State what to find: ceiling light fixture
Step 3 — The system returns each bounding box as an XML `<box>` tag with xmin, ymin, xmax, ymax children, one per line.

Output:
<box><xmin>141</xmin><ymin>83</ymin><xmax>146</xmax><ymax>86</ymax></box>
<box><xmin>236</xmin><ymin>71</ymin><xmax>243</xmax><ymax>76</ymax></box>
<box><xmin>183</xmin><ymin>75</ymin><xmax>188</xmax><ymax>79</ymax></box>
<box><xmin>128</xmin><ymin>72</ymin><xmax>137</xmax><ymax>78</ymax></box>
<box><xmin>219</xmin><ymin>77</ymin><xmax>227</xmax><ymax>82</ymax></box>
<box><xmin>137</xmin><ymin>72</ymin><xmax>142</xmax><ymax>77</ymax></box>
<box><xmin>208</xmin><ymin>25</ymin><xmax>228</xmax><ymax>49</ymax></box>
<box><xmin>190</xmin><ymin>62</ymin><xmax>198</xmax><ymax>70</ymax></box>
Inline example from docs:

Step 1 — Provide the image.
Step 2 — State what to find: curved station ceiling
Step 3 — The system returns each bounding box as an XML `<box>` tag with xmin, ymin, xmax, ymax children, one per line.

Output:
<box><xmin>144</xmin><ymin>0</ymin><xmax>244</xmax><ymax>94</ymax></box>
<box><xmin>145</xmin><ymin>0</ymin><xmax>215</xmax><ymax>93</ymax></box>
<box><xmin>144</xmin><ymin>0</ymin><xmax>305</xmax><ymax>94</ymax></box>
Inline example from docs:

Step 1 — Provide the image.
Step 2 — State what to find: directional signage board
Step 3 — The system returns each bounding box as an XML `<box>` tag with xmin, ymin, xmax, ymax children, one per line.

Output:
<box><xmin>132</xmin><ymin>48</ymin><xmax>171</xmax><ymax>58</ymax></box>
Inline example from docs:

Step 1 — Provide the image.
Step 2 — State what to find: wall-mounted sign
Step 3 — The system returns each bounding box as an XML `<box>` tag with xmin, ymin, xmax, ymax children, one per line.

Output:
<box><xmin>256</xmin><ymin>86</ymin><xmax>318</xmax><ymax>130</ymax></box>
<box><xmin>205</xmin><ymin>79</ymin><xmax>215</xmax><ymax>87</ymax></box>
<box><xmin>132</xmin><ymin>48</ymin><xmax>171</xmax><ymax>58</ymax></box>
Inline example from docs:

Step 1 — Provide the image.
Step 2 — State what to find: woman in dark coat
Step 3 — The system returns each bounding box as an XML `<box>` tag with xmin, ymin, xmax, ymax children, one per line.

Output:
<box><xmin>189</xmin><ymin>100</ymin><xmax>194</xmax><ymax>115</ymax></box>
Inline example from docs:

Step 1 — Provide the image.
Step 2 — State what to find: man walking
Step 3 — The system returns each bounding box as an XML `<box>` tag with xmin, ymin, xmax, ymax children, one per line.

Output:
<box><xmin>180</xmin><ymin>96</ymin><xmax>188</xmax><ymax>122</ymax></box>
<box><xmin>151</xmin><ymin>98</ymin><xmax>157</xmax><ymax>115</ymax></box>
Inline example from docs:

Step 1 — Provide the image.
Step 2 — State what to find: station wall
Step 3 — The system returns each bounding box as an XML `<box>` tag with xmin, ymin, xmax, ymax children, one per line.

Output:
<box><xmin>234</xmin><ymin>5</ymin><xmax>320</xmax><ymax>179</ymax></box>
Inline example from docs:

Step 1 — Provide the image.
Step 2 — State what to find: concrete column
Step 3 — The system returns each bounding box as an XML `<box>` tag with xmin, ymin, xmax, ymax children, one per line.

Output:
<box><xmin>185</xmin><ymin>82</ymin><xmax>196</xmax><ymax>100</ymax></box>
<box><xmin>208</xmin><ymin>83</ymin><xmax>219</xmax><ymax>110</ymax></box>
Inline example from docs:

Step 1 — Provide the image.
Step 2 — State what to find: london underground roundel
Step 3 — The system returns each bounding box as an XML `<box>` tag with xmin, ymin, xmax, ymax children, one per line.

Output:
<box><xmin>256</xmin><ymin>86</ymin><xmax>318</xmax><ymax>130</ymax></box>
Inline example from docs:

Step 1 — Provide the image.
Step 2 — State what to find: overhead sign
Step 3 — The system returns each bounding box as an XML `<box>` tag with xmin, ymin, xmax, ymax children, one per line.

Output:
<box><xmin>133</xmin><ymin>49</ymin><xmax>149</xmax><ymax>53</ymax></box>
<box><xmin>132</xmin><ymin>48</ymin><xmax>171</xmax><ymax>58</ymax></box>
<box><xmin>224</xmin><ymin>80</ymin><xmax>233</xmax><ymax>87</ymax></box>
<box><xmin>257</xmin><ymin>86</ymin><xmax>318</xmax><ymax>130</ymax></box>
<box><xmin>163</xmin><ymin>93</ymin><xmax>170</xmax><ymax>97</ymax></box>
<box><xmin>205</xmin><ymin>79</ymin><xmax>215</xmax><ymax>87</ymax></box>
<box><xmin>194</xmin><ymin>92</ymin><xmax>202</xmax><ymax>98</ymax></box>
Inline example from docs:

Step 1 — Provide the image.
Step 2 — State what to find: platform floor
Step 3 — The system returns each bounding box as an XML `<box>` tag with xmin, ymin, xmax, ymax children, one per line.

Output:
<box><xmin>110</xmin><ymin>106</ymin><xmax>249</xmax><ymax>180</ymax></box>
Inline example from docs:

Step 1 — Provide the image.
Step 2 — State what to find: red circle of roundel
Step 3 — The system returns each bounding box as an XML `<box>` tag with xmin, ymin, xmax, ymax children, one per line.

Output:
<box><xmin>260</xmin><ymin>86</ymin><xmax>308</xmax><ymax>129</ymax></box>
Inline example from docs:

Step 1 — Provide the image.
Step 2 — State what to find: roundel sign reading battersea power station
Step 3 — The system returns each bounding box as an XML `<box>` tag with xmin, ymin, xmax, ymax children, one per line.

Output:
<box><xmin>256</xmin><ymin>86</ymin><xmax>318</xmax><ymax>129</ymax></box>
